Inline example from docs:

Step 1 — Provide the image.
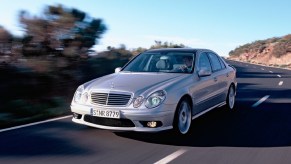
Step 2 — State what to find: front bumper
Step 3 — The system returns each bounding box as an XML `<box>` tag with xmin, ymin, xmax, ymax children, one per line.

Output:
<box><xmin>70</xmin><ymin>103</ymin><xmax>176</xmax><ymax>132</ymax></box>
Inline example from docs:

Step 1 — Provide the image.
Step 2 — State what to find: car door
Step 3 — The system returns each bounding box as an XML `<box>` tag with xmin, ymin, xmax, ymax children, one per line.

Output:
<box><xmin>207</xmin><ymin>52</ymin><xmax>229</xmax><ymax>104</ymax></box>
<box><xmin>191</xmin><ymin>51</ymin><xmax>217</xmax><ymax>115</ymax></box>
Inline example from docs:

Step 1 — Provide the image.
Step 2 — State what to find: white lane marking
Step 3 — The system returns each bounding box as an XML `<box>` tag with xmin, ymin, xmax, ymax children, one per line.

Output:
<box><xmin>252</xmin><ymin>95</ymin><xmax>270</xmax><ymax>108</ymax></box>
<box><xmin>246</xmin><ymin>65</ymin><xmax>248</xmax><ymax>66</ymax></box>
<box><xmin>278</xmin><ymin>81</ymin><xmax>283</xmax><ymax>86</ymax></box>
<box><xmin>154</xmin><ymin>149</ymin><xmax>187</xmax><ymax>164</ymax></box>
<box><xmin>0</xmin><ymin>115</ymin><xmax>72</xmax><ymax>133</ymax></box>
<box><xmin>261</xmin><ymin>68</ymin><xmax>265</xmax><ymax>70</ymax></box>
<box><xmin>277</xmin><ymin>74</ymin><xmax>281</xmax><ymax>78</ymax></box>
<box><xmin>269</xmin><ymin>71</ymin><xmax>273</xmax><ymax>73</ymax></box>
<box><xmin>253</xmin><ymin>66</ymin><xmax>256</xmax><ymax>68</ymax></box>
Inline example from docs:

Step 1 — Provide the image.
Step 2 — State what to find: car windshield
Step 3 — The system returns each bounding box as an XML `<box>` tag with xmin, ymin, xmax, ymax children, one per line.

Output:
<box><xmin>122</xmin><ymin>52</ymin><xmax>195</xmax><ymax>73</ymax></box>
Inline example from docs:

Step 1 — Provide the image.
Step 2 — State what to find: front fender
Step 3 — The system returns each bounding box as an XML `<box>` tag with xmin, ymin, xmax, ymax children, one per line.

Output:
<box><xmin>163</xmin><ymin>75</ymin><xmax>194</xmax><ymax>105</ymax></box>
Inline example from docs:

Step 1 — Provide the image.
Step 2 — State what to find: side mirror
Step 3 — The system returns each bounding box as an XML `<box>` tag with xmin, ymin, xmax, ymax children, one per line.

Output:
<box><xmin>115</xmin><ymin>67</ymin><xmax>122</xmax><ymax>73</ymax></box>
<box><xmin>198</xmin><ymin>68</ymin><xmax>211</xmax><ymax>77</ymax></box>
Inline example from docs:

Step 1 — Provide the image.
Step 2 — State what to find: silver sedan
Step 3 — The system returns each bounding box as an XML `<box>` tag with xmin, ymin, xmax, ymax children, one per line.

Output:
<box><xmin>71</xmin><ymin>48</ymin><xmax>237</xmax><ymax>135</ymax></box>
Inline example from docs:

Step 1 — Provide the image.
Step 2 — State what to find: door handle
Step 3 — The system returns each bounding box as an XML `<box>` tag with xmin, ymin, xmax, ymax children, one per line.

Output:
<box><xmin>214</xmin><ymin>77</ymin><xmax>218</xmax><ymax>82</ymax></box>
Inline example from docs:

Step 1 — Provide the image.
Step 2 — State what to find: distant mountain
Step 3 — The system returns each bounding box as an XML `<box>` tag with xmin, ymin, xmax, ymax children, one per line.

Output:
<box><xmin>229</xmin><ymin>34</ymin><xmax>291</xmax><ymax>68</ymax></box>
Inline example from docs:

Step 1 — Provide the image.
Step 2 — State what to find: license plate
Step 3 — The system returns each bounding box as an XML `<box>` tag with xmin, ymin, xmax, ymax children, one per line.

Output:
<box><xmin>90</xmin><ymin>108</ymin><xmax>120</xmax><ymax>119</ymax></box>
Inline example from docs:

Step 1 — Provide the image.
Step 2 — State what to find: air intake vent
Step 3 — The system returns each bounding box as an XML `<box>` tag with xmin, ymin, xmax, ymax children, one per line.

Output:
<box><xmin>84</xmin><ymin>115</ymin><xmax>135</xmax><ymax>127</ymax></box>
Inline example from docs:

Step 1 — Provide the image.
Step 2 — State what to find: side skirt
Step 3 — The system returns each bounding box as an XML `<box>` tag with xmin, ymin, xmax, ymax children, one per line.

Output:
<box><xmin>192</xmin><ymin>101</ymin><xmax>226</xmax><ymax>120</ymax></box>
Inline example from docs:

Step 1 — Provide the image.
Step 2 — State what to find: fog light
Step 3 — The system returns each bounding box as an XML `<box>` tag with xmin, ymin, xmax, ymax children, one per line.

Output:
<box><xmin>140</xmin><ymin>121</ymin><xmax>162</xmax><ymax>128</ymax></box>
<box><xmin>147</xmin><ymin>121</ymin><xmax>157</xmax><ymax>128</ymax></box>
<box><xmin>73</xmin><ymin>113</ymin><xmax>82</xmax><ymax>119</ymax></box>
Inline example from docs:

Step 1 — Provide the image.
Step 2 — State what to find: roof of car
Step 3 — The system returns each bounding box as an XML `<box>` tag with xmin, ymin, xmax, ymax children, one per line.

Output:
<box><xmin>145</xmin><ymin>48</ymin><xmax>212</xmax><ymax>53</ymax></box>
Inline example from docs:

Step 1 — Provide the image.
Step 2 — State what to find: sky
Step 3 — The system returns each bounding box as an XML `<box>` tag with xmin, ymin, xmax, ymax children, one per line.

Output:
<box><xmin>1</xmin><ymin>0</ymin><xmax>291</xmax><ymax>56</ymax></box>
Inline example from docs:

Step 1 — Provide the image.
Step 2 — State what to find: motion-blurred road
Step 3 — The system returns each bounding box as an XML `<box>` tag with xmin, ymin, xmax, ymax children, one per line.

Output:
<box><xmin>1</xmin><ymin>60</ymin><xmax>291</xmax><ymax>164</ymax></box>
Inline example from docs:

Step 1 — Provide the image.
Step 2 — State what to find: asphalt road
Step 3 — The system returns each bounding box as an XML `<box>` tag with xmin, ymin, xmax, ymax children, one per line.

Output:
<box><xmin>1</xmin><ymin>60</ymin><xmax>291</xmax><ymax>164</ymax></box>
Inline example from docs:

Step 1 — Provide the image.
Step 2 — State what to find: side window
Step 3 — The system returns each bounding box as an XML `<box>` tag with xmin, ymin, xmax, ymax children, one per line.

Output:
<box><xmin>218</xmin><ymin>57</ymin><xmax>226</xmax><ymax>69</ymax></box>
<box><xmin>198</xmin><ymin>52</ymin><xmax>212</xmax><ymax>72</ymax></box>
<box><xmin>208</xmin><ymin>52</ymin><xmax>222</xmax><ymax>71</ymax></box>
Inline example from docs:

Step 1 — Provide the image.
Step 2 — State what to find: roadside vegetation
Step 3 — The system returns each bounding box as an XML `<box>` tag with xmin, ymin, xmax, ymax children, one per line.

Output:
<box><xmin>0</xmin><ymin>4</ymin><xmax>186</xmax><ymax>128</ymax></box>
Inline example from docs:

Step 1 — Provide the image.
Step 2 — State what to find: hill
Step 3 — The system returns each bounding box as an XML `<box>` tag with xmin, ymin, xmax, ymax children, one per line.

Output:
<box><xmin>228</xmin><ymin>34</ymin><xmax>291</xmax><ymax>68</ymax></box>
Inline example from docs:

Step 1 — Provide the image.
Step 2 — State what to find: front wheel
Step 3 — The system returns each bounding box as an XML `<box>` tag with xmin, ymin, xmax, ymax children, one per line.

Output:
<box><xmin>173</xmin><ymin>99</ymin><xmax>192</xmax><ymax>135</ymax></box>
<box><xmin>225</xmin><ymin>85</ymin><xmax>236</xmax><ymax>110</ymax></box>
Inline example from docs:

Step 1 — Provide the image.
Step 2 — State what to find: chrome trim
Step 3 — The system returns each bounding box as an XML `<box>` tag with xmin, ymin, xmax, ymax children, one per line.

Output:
<box><xmin>90</xmin><ymin>91</ymin><xmax>133</xmax><ymax>107</ymax></box>
<box><xmin>192</xmin><ymin>101</ymin><xmax>226</xmax><ymax>120</ymax></box>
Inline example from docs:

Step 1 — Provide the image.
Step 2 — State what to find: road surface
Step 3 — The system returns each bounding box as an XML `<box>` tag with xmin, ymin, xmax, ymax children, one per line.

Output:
<box><xmin>1</xmin><ymin>60</ymin><xmax>291</xmax><ymax>164</ymax></box>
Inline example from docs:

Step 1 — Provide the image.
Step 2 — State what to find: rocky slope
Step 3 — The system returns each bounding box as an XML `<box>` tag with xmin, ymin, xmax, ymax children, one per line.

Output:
<box><xmin>228</xmin><ymin>34</ymin><xmax>291</xmax><ymax>68</ymax></box>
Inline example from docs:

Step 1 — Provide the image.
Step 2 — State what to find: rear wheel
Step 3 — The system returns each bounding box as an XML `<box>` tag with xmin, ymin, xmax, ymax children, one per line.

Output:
<box><xmin>225</xmin><ymin>85</ymin><xmax>235</xmax><ymax>110</ymax></box>
<box><xmin>173</xmin><ymin>99</ymin><xmax>192</xmax><ymax>135</ymax></box>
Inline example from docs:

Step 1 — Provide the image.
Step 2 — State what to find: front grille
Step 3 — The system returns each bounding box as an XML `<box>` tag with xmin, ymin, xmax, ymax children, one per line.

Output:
<box><xmin>91</xmin><ymin>93</ymin><xmax>108</xmax><ymax>105</ymax></box>
<box><xmin>91</xmin><ymin>92</ymin><xmax>131</xmax><ymax>106</ymax></box>
<box><xmin>107</xmin><ymin>93</ymin><xmax>131</xmax><ymax>105</ymax></box>
<box><xmin>84</xmin><ymin>115</ymin><xmax>135</xmax><ymax>127</ymax></box>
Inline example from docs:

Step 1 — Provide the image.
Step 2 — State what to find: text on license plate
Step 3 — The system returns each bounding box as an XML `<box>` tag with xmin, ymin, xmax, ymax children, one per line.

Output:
<box><xmin>91</xmin><ymin>108</ymin><xmax>120</xmax><ymax>119</ymax></box>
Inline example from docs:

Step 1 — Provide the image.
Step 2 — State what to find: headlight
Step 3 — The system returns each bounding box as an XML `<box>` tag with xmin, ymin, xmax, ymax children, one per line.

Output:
<box><xmin>133</xmin><ymin>96</ymin><xmax>144</xmax><ymax>108</ymax></box>
<box><xmin>74</xmin><ymin>85</ymin><xmax>88</xmax><ymax>104</ymax></box>
<box><xmin>145</xmin><ymin>90</ymin><xmax>166</xmax><ymax>108</ymax></box>
<box><xmin>81</xmin><ymin>92</ymin><xmax>89</xmax><ymax>103</ymax></box>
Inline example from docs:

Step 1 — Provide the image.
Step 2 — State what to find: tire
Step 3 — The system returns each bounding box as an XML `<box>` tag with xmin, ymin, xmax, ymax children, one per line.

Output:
<box><xmin>173</xmin><ymin>99</ymin><xmax>192</xmax><ymax>135</ymax></box>
<box><xmin>225</xmin><ymin>85</ymin><xmax>235</xmax><ymax>110</ymax></box>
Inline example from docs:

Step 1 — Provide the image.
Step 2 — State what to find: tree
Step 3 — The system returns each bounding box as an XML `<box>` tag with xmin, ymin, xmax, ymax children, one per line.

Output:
<box><xmin>132</xmin><ymin>47</ymin><xmax>147</xmax><ymax>55</ymax></box>
<box><xmin>0</xmin><ymin>26</ymin><xmax>12</xmax><ymax>55</ymax></box>
<box><xmin>150</xmin><ymin>40</ymin><xmax>185</xmax><ymax>49</ymax></box>
<box><xmin>97</xmin><ymin>44</ymin><xmax>134</xmax><ymax>59</ymax></box>
<box><xmin>19</xmin><ymin>4</ymin><xmax>107</xmax><ymax>57</ymax></box>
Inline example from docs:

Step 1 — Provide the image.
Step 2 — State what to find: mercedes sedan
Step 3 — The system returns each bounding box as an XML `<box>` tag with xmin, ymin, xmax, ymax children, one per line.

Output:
<box><xmin>71</xmin><ymin>48</ymin><xmax>237</xmax><ymax>134</ymax></box>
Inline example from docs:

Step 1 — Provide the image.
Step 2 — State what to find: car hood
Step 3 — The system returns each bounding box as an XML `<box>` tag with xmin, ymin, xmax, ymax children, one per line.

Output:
<box><xmin>85</xmin><ymin>72</ymin><xmax>185</xmax><ymax>96</ymax></box>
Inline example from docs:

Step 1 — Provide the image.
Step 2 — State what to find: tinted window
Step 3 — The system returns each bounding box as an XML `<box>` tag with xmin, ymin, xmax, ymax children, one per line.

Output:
<box><xmin>198</xmin><ymin>52</ymin><xmax>212</xmax><ymax>72</ymax></box>
<box><xmin>208</xmin><ymin>52</ymin><xmax>222</xmax><ymax>71</ymax></box>
<box><xmin>218</xmin><ymin>57</ymin><xmax>226</xmax><ymax>69</ymax></box>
